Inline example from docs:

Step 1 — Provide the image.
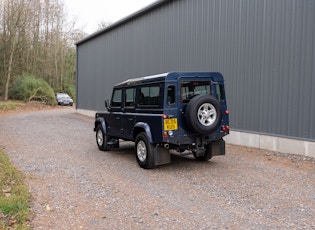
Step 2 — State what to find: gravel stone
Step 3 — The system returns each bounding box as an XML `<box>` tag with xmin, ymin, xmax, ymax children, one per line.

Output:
<box><xmin>0</xmin><ymin>108</ymin><xmax>314</xmax><ymax>229</ymax></box>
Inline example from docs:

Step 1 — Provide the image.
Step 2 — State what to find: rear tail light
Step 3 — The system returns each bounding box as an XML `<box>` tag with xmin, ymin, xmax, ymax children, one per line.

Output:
<box><xmin>221</xmin><ymin>125</ymin><xmax>230</xmax><ymax>133</ymax></box>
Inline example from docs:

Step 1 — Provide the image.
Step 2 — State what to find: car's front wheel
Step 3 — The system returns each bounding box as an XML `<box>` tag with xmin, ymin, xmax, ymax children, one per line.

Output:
<box><xmin>96</xmin><ymin>125</ymin><xmax>109</xmax><ymax>151</ymax></box>
<box><xmin>135</xmin><ymin>132</ymin><xmax>155</xmax><ymax>169</ymax></box>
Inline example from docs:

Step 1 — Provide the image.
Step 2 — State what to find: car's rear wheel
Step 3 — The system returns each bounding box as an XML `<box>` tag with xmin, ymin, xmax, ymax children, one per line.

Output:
<box><xmin>135</xmin><ymin>132</ymin><xmax>154</xmax><ymax>169</ymax></box>
<box><xmin>186</xmin><ymin>95</ymin><xmax>222</xmax><ymax>134</ymax></box>
<box><xmin>96</xmin><ymin>125</ymin><xmax>109</xmax><ymax>151</ymax></box>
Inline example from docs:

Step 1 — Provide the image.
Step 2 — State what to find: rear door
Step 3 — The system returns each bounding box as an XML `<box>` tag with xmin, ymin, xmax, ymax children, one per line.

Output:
<box><xmin>178</xmin><ymin>77</ymin><xmax>213</xmax><ymax>134</ymax></box>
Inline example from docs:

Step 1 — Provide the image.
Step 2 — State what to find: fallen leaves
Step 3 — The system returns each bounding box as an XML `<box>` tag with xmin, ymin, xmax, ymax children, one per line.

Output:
<box><xmin>44</xmin><ymin>204</ymin><xmax>52</xmax><ymax>211</ymax></box>
<box><xmin>2</xmin><ymin>187</ymin><xmax>11</xmax><ymax>197</ymax></box>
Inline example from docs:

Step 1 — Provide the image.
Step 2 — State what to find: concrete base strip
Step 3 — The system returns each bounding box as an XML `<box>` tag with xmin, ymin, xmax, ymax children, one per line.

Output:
<box><xmin>76</xmin><ymin>109</ymin><xmax>315</xmax><ymax>158</ymax></box>
<box><xmin>224</xmin><ymin>130</ymin><xmax>315</xmax><ymax>158</ymax></box>
<box><xmin>77</xmin><ymin>109</ymin><xmax>97</xmax><ymax>118</ymax></box>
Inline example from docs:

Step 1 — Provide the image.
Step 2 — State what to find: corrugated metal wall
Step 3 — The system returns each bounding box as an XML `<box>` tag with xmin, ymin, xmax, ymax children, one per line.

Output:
<box><xmin>76</xmin><ymin>0</ymin><xmax>315</xmax><ymax>141</ymax></box>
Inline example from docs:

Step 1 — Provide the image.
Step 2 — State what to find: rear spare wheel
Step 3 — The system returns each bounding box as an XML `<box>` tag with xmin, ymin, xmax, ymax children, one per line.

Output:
<box><xmin>185</xmin><ymin>95</ymin><xmax>222</xmax><ymax>134</ymax></box>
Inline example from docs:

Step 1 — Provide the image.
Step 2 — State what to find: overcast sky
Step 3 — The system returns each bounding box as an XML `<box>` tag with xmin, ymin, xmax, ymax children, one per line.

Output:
<box><xmin>64</xmin><ymin>0</ymin><xmax>157</xmax><ymax>34</ymax></box>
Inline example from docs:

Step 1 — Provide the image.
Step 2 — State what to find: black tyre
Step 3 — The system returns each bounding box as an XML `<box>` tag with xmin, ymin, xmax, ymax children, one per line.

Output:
<box><xmin>193</xmin><ymin>144</ymin><xmax>212</xmax><ymax>161</ymax></box>
<box><xmin>185</xmin><ymin>95</ymin><xmax>222</xmax><ymax>134</ymax></box>
<box><xmin>135</xmin><ymin>132</ymin><xmax>155</xmax><ymax>169</ymax></box>
<box><xmin>95</xmin><ymin>124</ymin><xmax>109</xmax><ymax>151</ymax></box>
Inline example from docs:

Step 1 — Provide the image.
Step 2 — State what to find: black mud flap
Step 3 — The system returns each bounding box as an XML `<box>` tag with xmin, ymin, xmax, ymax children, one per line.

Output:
<box><xmin>153</xmin><ymin>145</ymin><xmax>171</xmax><ymax>166</ymax></box>
<box><xmin>211</xmin><ymin>138</ymin><xmax>225</xmax><ymax>156</ymax></box>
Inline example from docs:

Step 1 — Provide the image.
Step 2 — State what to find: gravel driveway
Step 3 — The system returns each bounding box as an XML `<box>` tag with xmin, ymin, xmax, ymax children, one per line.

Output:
<box><xmin>0</xmin><ymin>108</ymin><xmax>314</xmax><ymax>229</ymax></box>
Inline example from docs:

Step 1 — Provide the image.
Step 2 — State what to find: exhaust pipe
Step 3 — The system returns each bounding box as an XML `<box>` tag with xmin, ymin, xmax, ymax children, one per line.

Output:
<box><xmin>164</xmin><ymin>143</ymin><xmax>169</xmax><ymax>149</ymax></box>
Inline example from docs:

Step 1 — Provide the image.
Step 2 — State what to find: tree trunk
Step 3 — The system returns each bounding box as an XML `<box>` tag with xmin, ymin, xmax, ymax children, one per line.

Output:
<box><xmin>4</xmin><ymin>37</ymin><xmax>16</xmax><ymax>101</ymax></box>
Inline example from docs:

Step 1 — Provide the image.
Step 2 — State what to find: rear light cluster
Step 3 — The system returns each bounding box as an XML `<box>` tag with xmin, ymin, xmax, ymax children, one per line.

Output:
<box><xmin>221</xmin><ymin>125</ymin><xmax>230</xmax><ymax>133</ymax></box>
<box><xmin>162</xmin><ymin>114</ymin><xmax>174</xmax><ymax>139</ymax></box>
<box><xmin>163</xmin><ymin>131</ymin><xmax>175</xmax><ymax>139</ymax></box>
<box><xmin>163</xmin><ymin>114</ymin><xmax>167</xmax><ymax>139</ymax></box>
<box><xmin>221</xmin><ymin>110</ymin><xmax>230</xmax><ymax>133</ymax></box>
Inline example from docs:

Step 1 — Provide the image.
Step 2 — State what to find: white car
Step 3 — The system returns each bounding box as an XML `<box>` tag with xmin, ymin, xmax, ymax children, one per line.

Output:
<box><xmin>56</xmin><ymin>93</ymin><xmax>73</xmax><ymax>106</ymax></box>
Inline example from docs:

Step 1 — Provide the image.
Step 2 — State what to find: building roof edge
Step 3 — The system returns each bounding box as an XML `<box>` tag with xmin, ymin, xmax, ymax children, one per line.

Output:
<box><xmin>75</xmin><ymin>0</ymin><xmax>171</xmax><ymax>46</ymax></box>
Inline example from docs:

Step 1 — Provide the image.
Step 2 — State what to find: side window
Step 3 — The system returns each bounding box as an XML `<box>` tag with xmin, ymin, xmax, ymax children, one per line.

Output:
<box><xmin>125</xmin><ymin>88</ymin><xmax>135</xmax><ymax>107</ymax></box>
<box><xmin>167</xmin><ymin>85</ymin><xmax>175</xmax><ymax>104</ymax></box>
<box><xmin>215</xmin><ymin>84</ymin><xmax>225</xmax><ymax>102</ymax></box>
<box><xmin>138</xmin><ymin>85</ymin><xmax>161</xmax><ymax>107</ymax></box>
<box><xmin>111</xmin><ymin>89</ymin><xmax>122</xmax><ymax>107</ymax></box>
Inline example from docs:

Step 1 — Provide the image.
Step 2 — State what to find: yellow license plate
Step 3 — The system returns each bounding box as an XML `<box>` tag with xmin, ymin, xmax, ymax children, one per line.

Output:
<box><xmin>164</xmin><ymin>118</ymin><xmax>178</xmax><ymax>131</ymax></box>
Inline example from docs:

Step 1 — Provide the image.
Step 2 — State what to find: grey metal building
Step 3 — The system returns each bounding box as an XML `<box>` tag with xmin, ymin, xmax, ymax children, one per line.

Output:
<box><xmin>76</xmin><ymin>0</ymin><xmax>315</xmax><ymax>156</ymax></box>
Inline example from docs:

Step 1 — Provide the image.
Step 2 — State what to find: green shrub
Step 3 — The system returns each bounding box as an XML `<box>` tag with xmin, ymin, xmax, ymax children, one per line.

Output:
<box><xmin>64</xmin><ymin>84</ymin><xmax>76</xmax><ymax>102</ymax></box>
<box><xmin>9</xmin><ymin>75</ymin><xmax>57</xmax><ymax>106</ymax></box>
<box><xmin>0</xmin><ymin>101</ymin><xmax>25</xmax><ymax>111</ymax></box>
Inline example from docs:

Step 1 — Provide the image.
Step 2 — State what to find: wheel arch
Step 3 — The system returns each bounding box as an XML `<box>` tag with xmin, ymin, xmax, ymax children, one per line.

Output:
<box><xmin>94</xmin><ymin>117</ymin><xmax>107</xmax><ymax>134</ymax></box>
<box><xmin>133</xmin><ymin>122</ymin><xmax>153</xmax><ymax>143</ymax></box>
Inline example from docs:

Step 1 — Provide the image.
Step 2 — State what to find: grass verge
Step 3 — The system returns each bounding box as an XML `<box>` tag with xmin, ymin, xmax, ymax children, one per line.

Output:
<box><xmin>0</xmin><ymin>149</ymin><xmax>31</xmax><ymax>229</ymax></box>
<box><xmin>0</xmin><ymin>101</ymin><xmax>25</xmax><ymax>112</ymax></box>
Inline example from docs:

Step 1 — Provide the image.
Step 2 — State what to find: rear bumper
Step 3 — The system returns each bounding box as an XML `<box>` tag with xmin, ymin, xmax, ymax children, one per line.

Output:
<box><xmin>165</xmin><ymin>131</ymin><xmax>227</xmax><ymax>146</ymax></box>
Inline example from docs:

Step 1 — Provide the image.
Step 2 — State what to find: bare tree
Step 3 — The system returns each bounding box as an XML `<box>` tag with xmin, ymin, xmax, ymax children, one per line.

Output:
<box><xmin>97</xmin><ymin>20</ymin><xmax>112</xmax><ymax>31</ymax></box>
<box><xmin>1</xmin><ymin>0</ymin><xmax>27</xmax><ymax>100</ymax></box>
<box><xmin>0</xmin><ymin>0</ymin><xmax>85</xmax><ymax>100</ymax></box>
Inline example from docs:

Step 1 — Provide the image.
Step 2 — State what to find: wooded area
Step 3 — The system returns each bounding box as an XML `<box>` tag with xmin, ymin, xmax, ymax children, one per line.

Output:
<box><xmin>0</xmin><ymin>0</ymin><xmax>85</xmax><ymax>101</ymax></box>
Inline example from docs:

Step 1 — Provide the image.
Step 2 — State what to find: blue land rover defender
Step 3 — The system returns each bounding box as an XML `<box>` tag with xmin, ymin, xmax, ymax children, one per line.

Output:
<box><xmin>94</xmin><ymin>72</ymin><xmax>229</xmax><ymax>169</ymax></box>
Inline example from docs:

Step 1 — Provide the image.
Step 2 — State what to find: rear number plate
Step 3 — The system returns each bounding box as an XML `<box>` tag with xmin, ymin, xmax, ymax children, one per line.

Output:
<box><xmin>164</xmin><ymin>118</ymin><xmax>178</xmax><ymax>131</ymax></box>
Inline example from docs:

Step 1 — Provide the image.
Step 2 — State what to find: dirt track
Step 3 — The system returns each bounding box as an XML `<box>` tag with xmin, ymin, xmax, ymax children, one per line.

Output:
<box><xmin>0</xmin><ymin>108</ymin><xmax>314</xmax><ymax>229</ymax></box>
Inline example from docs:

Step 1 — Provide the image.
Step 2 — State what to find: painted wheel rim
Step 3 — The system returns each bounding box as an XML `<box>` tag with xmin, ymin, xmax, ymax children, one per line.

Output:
<box><xmin>137</xmin><ymin>140</ymin><xmax>147</xmax><ymax>162</ymax></box>
<box><xmin>197</xmin><ymin>103</ymin><xmax>217</xmax><ymax>126</ymax></box>
<box><xmin>97</xmin><ymin>130</ymin><xmax>103</xmax><ymax>146</ymax></box>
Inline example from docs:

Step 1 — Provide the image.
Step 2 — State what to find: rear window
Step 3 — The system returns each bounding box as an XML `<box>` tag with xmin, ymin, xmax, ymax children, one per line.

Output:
<box><xmin>181</xmin><ymin>81</ymin><xmax>211</xmax><ymax>103</ymax></box>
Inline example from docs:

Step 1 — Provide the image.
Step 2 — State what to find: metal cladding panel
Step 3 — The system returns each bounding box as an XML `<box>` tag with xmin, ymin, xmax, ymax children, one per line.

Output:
<box><xmin>76</xmin><ymin>0</ymin><xmax>315</xmax><ymax>141</ymax></box>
